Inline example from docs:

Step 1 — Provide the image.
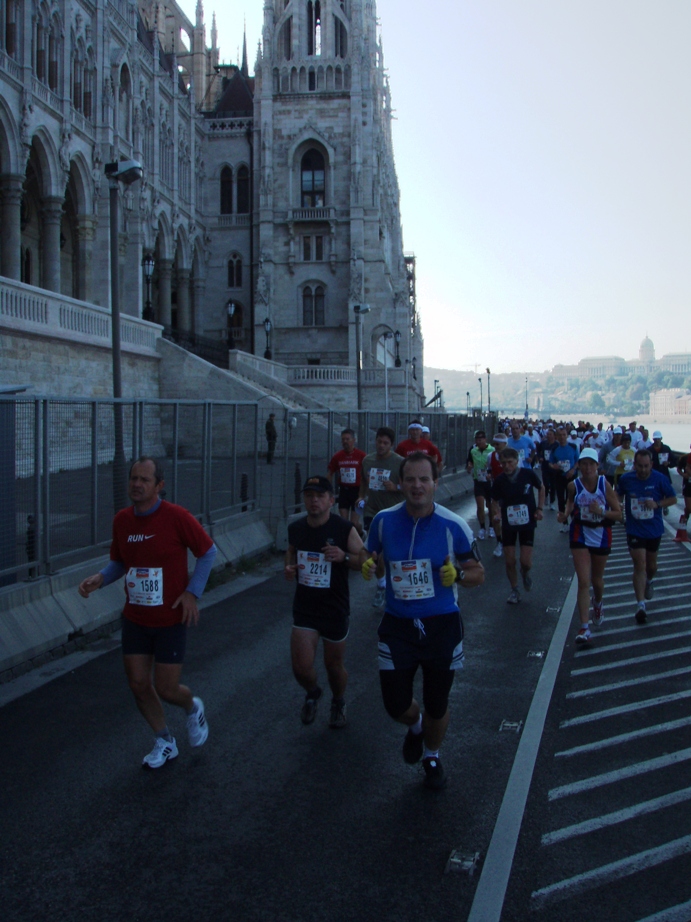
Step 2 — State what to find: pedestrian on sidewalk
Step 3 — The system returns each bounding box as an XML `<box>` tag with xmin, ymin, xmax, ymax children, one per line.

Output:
<box><xmin>265</xmin><ymin>412</ymin><xmax>277</xmax><ymax>464</ymax></box>
<box><xmin>284</xmin><ymin>476</ymin><xmax>367</xmax><ymax>729</ymax></box>
<box><xmin>78</xmin><ymin>457</ymin><xmax>217</xmax><ymax>769</ymax></box>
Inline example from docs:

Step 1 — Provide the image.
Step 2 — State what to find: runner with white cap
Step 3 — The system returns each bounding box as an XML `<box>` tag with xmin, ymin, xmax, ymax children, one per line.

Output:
<box><xmin>558</xmin><ymin>448</ymin><xmax>622</xmax><ymax>644</ymax></box>
<box><xmin>650</xmin><ymin>431</ymin><xmax>675</xmax><ymax>516</ymax></box>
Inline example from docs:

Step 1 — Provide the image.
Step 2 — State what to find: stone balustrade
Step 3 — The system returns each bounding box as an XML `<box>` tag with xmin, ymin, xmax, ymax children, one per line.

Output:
<box><xmin>0</xmin><ymin>276</ymin><xmax>162</xmax><ymax>357</ymax></box>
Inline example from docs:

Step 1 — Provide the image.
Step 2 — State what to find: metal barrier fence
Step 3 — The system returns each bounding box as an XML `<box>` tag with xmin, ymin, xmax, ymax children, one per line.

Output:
<box><xmin>0</xmin><ymin>397</ymin><xmax>493</xmax><ymax>586</ymax></box>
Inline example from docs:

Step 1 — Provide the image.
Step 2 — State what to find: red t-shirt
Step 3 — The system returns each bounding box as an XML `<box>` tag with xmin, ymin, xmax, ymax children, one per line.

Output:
<box><xmin>110</xmin><ymin>501</ymin><xmax>214</xmax><ymax>627</ymax></box>
<box><xmin>394</xmin><ymin>438</ymin><xmax>443</xmax><ymax>466</ymax></box>
<box><xmin>327</xmin><ymin>448</ymin><xmax>366</xmax><ymax>488</ymax></box>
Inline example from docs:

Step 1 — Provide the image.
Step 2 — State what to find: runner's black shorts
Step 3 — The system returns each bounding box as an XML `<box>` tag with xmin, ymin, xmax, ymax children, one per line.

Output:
<box><xmin>293</xmin><ymin>610</ymin><xmax>349</xmax><ymax>643</ymax></box>
<box><xmin>501</xmin><ymin>525</ymin><xmax>536</xmax><ymax>547</ymax></box>
<box><xmin>121</xmin><ymin>617</ymin><xmax>187</xmax><ymax>664</ymax></box>
<box><xmin>683</xmin><ymin>481</ymin><xmax>691</xmax><ymax>498</ymax></box>
<box><xmin>626</xmin><ymin>534</ymin><xmax>662</xmax><ymax>553</ymax></box>
<box><xmin>377</xmin><ymin>612</ymin><xmax>463</xmax><ymax>720</ymax></box>
<box><xmin>473</xmin><ymin>480</ymin><xmax>491</xmax><ymax>500</ymax></box>
<box><xmin>337</xmin><ymin>485</ymin><xmax>360</xmax><ymax>511</ymax></box>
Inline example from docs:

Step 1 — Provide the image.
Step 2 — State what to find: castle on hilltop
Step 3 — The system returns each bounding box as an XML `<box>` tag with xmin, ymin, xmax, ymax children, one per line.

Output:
<box><xmin>0</xmin><ymin>0</ymin><xmax>423</xmax><ymax>410</ymax></box>
<box><xmin>551</xmin><ymin>336</ymin><xmax>691</xmax><ymax>380</ymax></box>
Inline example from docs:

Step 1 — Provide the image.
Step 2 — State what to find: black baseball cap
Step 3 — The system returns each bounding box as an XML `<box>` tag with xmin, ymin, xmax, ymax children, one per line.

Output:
<box><xmin>301</xmin><ymin>475</ymin><xmax>333</xmax><ymax>494</ymax></box>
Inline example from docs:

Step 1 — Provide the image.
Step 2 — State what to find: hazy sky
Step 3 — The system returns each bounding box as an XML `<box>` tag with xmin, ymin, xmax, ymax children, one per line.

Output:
<box><xmin>182</xmin><ymin>0</ymin><xmax>691</xmax><ymax>374</ymax></box>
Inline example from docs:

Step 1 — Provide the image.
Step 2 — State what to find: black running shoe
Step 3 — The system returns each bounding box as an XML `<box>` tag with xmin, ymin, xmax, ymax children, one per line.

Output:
<box><xmin>301</xmin><ymin>687</ymin><xmax>323</xmax><ymax>724</ymax></box>
<box><xmin>329</xmin><ymin>698</ymin><xmax>347</xmax><ymax>728</ymax></box>
<box><xmin>402</xmin><ymin>728</ymin><xmax>424</xmax><ymax>764</ymax></box>
<box><xmin>422</xmin><ymin>756</ymin><xmax>447</xmax><ymax>790</ymax></box>
<box><xmin>635</xmin><ymin>607</ymin><xmax>647</xmax><ymax>625</ymax></box>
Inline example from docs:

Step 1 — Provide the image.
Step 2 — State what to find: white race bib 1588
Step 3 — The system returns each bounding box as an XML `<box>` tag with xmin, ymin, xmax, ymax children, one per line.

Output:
<box><xmin>126</xmin><ymin>567</ymin><xmax>163</xmax><ymax>606</ymax></box>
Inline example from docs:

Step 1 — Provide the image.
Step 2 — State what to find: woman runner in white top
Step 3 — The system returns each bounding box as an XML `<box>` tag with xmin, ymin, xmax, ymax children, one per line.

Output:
<box><xmin>558</xmin><ymin>448</ymin><xmax>622</xmax><ymax>645</ymax></box>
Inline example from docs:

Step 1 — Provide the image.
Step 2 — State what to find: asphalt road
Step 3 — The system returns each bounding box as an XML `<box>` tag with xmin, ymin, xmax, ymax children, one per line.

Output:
<box><xmin>2</xmin><ymin>494</ymin><xmax>690</xmax><ymax>922</ymax></box>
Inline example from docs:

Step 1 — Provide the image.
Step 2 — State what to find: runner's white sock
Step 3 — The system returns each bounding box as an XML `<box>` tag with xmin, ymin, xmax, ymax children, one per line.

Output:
<box><xmin>377</xmin><ymin>577</ymin><xmax>386</xmax><ymax>589</ymax></box>
<box><xmin>423</xmin><ymin>747</ymin><xmax>440</xmax><ymax>760</ymax></box>
<box><xmin>409</xmin><ymin>715</ymin><xmax>423</xmax><ymax>735</ymax></box>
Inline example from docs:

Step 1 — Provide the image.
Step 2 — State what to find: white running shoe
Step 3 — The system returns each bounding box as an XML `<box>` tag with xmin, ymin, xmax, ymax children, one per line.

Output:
<box><xmin>477</xmin><ymin>528</ymin><xmax>486</xmax><ymax>540</ymax></box>
<box><xmin>187</xmin><ymin>697</ymin><xmax>209</xmax><ymax>747</ymax></box>
<box><xmin>142</xmin><ymin>736</ymin><xmax>178</xmax><ymax>769</ymax></box>
<box><xmin>488</xmin><ymin>527</ymin><xmax>496</xmax><ymax>538</ymax></box>
<box><xmin>493</xmin><ymin>544</ymin><xmax>503</xmax><ymax>558</ymax></box>
<box><xmin>592</xmin><ymin>601</ymin><xmax>604</xmax><ymax>627</ymax></box>
<box><xmin>560</xmin><ymin>524</ymin><xmax>569</xmax><ymax>534</ymax></box>
<box><xmin>372</xmin><ymin>586</ymin><xmax>386</xmax><ymax>609</ymax></box>
<box><xmin>575</xmin><ymin>626</ymin><xmax>592</xmax><ymax>645</ymax></box>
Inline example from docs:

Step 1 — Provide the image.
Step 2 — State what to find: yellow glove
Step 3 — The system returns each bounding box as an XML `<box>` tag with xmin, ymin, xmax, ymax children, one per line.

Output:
<box><xmin>440</xmin><ymin>555</ymin><xmax>457</xmax><ymax>587</ymax></box>
<box><xmin>362</xmin><ymin>554</ymin><xmax>377</xmax><ymax>581</ymax></box>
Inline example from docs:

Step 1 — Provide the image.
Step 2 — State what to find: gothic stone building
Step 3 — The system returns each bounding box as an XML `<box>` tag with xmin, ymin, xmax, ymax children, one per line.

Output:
<box><xmin>0</xmin><ymin>0</ymin><xmax>423</xmax><ymax>409</ymax></box>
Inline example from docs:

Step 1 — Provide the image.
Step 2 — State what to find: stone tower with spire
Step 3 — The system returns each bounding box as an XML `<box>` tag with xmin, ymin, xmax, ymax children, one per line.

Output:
<box><xmin>247</xmin><ymin>0</ymin><xmax>422</xmax><ymax>407</ymax></box>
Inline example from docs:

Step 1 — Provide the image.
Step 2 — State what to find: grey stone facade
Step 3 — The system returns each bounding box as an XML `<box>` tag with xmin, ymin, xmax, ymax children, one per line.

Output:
<box><xmin>0</xmin><ymin>0</ymin><xmax>423</xmax><ymax>410</ymax></box>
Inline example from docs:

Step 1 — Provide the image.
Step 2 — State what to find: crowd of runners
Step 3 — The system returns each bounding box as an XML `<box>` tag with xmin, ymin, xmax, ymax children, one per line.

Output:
<box><xmin>76</xmin><ymin>417</ymin><xmax>689</xmax><ymax>791</ymax></box>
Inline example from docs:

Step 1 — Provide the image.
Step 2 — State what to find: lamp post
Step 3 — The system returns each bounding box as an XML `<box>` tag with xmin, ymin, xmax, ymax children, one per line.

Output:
<box><xmin>227</xmin><ymin>299</ymin><xmax>235</xmax><ymax>348</ymax></box>
<box><xmin>466</xmin><ymin>391</ymin><xmax>470</xmax><ymax>413</ymax></box>
<box><xmin>263</xmin><ymin>316</ymin><xmax>272</xmax><ymax>360</ymax></box>
<box><xmin>105</xmin><ymin>159</ymin><xmax>142</xmax><ymax>512</ymax></box>
<box><xmin>478</xmin><ymin>376</ymin><xmax>483</xmax><ymax>415</ymax></box>
<box><xmin>383</xmin><ymin>332</ymin><xmax>393</xmax><ymax>416</ymax></box>
<box><xmin>353</xmin><ymin>303</ymin><xmax>371</xmax><ymax>411</ymax></box>
<box><xmin>412</xmin><ymin>356</ymin><xmax>417</xmax><ymax>381</ymax></box>
<box><xmin>394</xmin><ymin>329</ymin><xmax>401</xmax><ymax>368</ymax></box>
<box><xmin>525</xmin><ymin>375</ymin><xmax>529</xmax><ymax>421</ymax></box>
<box><xmin>486</xmin><ymin>367</ymin><xmax>491</xmax><ymax>416</ymax></box>
<box><xmin>142</xmin><ymin>252</ymin><xmax>155</xmax><ymax>322</ymax></box>
<box><xmin>405</xmin><ymin>359</ymin><xmax>410</xmax><ymax>417</ymax></box>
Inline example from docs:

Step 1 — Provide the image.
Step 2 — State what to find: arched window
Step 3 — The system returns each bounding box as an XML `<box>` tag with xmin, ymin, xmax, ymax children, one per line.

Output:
<box><xmin>307</xmin><ymin>1</ymin><xmax>321</xmax><ymax>56</ymax></box>
<box><xmin>5</xmin><ymin>0</ymin><xmax>18</xmax><ymax>58</ymax></box>
<box><xmin>227</xmin><ymin>253</ymin><xmax>242</xmax><ymax>288</ymax></box>
<box><xmin>118</xmin><ymin>65</ymin><xmax>132</xmax><ymax>140</ymax></box>
<box><xmin>301</xmin><ymin>150</ymin><xmax>325</xmax><ymax>207</ymax></box>
<box><xmin>334</xmin><ymin>17</ymin><xmax>347</xmax><ymax>57</ymax></box>
<box><xmin>302</xmin><ymin>285</ymin><xmax>325</xmax><ymax>326</ymax></box>
<box><xmin>48</xmin><ymin>18</ymin><xmax>58</xmax><ymax>90</ymax></box>
<box><xmin>35</xmin><ymin>14</ymin><xmax>47</xmax><ymax>82</ymax></box>
<box><xmin>220</xmin><ymin>166</ymin><xmax>233</xmax><ymax>214</ymax></box>
<box><xmin>83</xmin><ymin>54</ymin><xmax>94</xmax><ymax>119</ymax></box>
<box><xmin>237</xmin><ymin>165</ymin><xmax>250</xmax><ymax>213</ymax></box>
<box><xmin>279</xmin><ymin>17</ymin><xmax>292</xmax><ymax>60</ymax></box>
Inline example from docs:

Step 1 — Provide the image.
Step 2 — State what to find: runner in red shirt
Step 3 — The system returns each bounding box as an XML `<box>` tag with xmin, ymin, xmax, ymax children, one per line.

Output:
<box><xmin>78</xmin><ymin>457</ymin><xmax>217</xmax><ymax>770</ymax></box>
<box><xmin>395</xmin><ymin>421</ymin><xmax>443</xmax><ymax>469</ymax></box>
<box><xmin>327</xmin><ymin>429</ymin><xmax>366</xmax><ymax>534</ymax></box>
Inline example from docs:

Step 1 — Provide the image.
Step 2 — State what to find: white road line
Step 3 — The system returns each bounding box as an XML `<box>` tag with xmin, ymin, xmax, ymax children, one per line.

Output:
<box><xmin>559</xmin><ymin>688</ymin><xmax>691</xmax><ymax>729</ymax></box>
<box><xmin>542</xmin><ymin>786</ymin><xmax>691</xmax><ymax>846</ymax></box>
<box><xmin>530</xmin><ymin>835</ymin><xmax>691</xmax><ymax>909</ymax></box>
<box><xmin>566</xmin><ymin>664</ymin><xmax>691</xmax><ymax>698</ymax></box>
<box><xmin>637</xmin><ymin>898</ymin><xmax>691</xmax><ymax>921</ymax></box>
<box><xmin>555</xmin><ymin>716</ymin><xmax>691</xmax><ymax>758</ymax></box>
<box><xmin>595</xmin><ymin>608</ymin><xmax>690</xmax><ymax>625</ymax></box>
<box><xmin>548</xmin><ymin>747</ymin><xmax>691</xmax><ymax>801</ymax></box>
<box><xmin>465</xmin><ymin>578</ymin><xmax>579</xmax><ymax>922</ymax></box>
<box><xmin>573</xmin><ymin>628</ymin><xmax>691</xmax><ymax>657</ymax></box>
<box><xmin>601</xmin><ymin>596</ymin><xmax>691</xmax><ymax>611</ymax></box>
<box><xmin>573</xmin><ymin>646</ymin><xmax>691</xmax><ymax>676</ymax></box>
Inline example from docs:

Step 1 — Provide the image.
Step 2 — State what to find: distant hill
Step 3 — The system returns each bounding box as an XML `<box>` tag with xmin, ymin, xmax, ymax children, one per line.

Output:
<box><xmin>424</xmin><ymin>367</ymin><xmax>691</xmax><ymax>417</ymax></box>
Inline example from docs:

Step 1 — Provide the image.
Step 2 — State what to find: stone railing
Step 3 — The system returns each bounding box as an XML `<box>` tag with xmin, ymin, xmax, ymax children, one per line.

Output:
<box><xmin>288</xmin><ymin>207</ymin><xmax>335</xmax><ymax>222</ymax></box>
<box><xmin>0</xmin><ymin>277</ymin><xmax>162</xmax><ymax>357</ymax></box>
<box><xmin>0</xmin><ymin>49</ymin><xmax>22</xmax><ymax>83</ymax></box>
<box><xmin>288</xmin><ymin>366</ymin><xmax>357</xmax><ymax>385</ymax></box>
<box><xmin>229</xmin><ymin>351</ymin><xmax>289</xmax><ymax>382</ymax></box>
<box><xmin>217</xmin><ymin>214</ymin><xmax>251</xmax><ymax>227</ymax></box>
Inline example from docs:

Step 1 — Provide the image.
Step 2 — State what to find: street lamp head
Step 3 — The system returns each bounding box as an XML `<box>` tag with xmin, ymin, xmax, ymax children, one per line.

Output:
<box><xmin>486</xmin><ymin>367</ymin><xmax>490</xmax><ymax>375</ymax></box>
<box><xmin>227</xmin><ymin>299</ymin><xmax>236</xmax><ymax>319</ymax></box>
<box><xmin>263</xmin><ymin>317</ymin><xmax>272</xmax><ymax>333</ymax></box>
<box><xmin>105</xmin><ymin>160</ymin><xmax>143</xmax><ymax>186</ymax></box>
<box><xmin>353</xmin><ymin>304</ymin><xmax>371</xmax><ymax>315</ymax></box>
<box><xmin>394</xmin><ymin>330</ymin><xmax>401</xmax><ymax>343</ymax></box>
<box><xmin>142</xmin><ymin>253</ymin><xmax>155</xmax><ymax>279</ymax></box>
